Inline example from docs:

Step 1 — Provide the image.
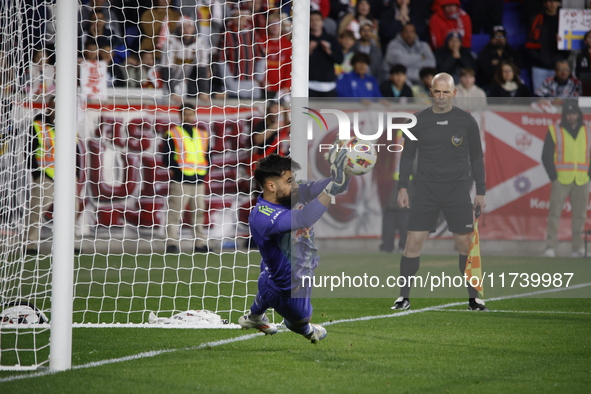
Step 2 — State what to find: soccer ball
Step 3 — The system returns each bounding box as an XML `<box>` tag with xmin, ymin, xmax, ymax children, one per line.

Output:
<box><xmin>342</xmin><ymin>137</ymin><xmax>377</xmax><ymax>176</ymax></box>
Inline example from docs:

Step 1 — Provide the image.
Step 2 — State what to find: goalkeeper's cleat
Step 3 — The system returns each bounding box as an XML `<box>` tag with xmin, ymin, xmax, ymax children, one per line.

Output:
<box><xmin>468</xmin><ymin>298</ymin><xmax>488</xmax><ymax>311</ymax></box>
<box><xmin>306</xmin><ymin>324</ymin><xmax>327</xmax><ymax>344</ymax></box>
<box><xmin>238</xmin><ymin>313</ymin><xmax>277</xmax><ymax>335</ymax></box>
<box><xmin>391</xmin><ymin>296</ymin><xmax>410</xmax><ymax>310</ymax></box>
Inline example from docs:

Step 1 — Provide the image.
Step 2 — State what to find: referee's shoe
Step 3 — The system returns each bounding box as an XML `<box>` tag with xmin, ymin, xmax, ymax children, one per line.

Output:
<box><xmin>391</xmin><ymin>297</ymin><xmax>410</xmax><ymax>310</ymax></box>
<box><xmin>468</xmin><ymin>298</ymin><xmax>488</xmax><ymax>311</ymax></box>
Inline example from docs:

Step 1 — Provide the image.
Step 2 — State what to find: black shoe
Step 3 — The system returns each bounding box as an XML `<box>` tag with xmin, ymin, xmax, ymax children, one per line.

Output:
<box><xmin>194</xmin><ymin>245</ymin><xmax>209</xmax><ymax>253</ymax></box>
<box><xmin>391</xmin><ymin>296</ymin><xmax>410</xmax><ymax>310</ymax></box>
<box><xmin>74</xmin><ymin>248</ymin><xmax>81</xmax><ymax>255</ymax></box>
<box><xmin>166</xmin><ymin>245</ymin><xmax>180</xmax><ymax>254</ymax></box>
<box><xmin>26</xmin><ymin>248</ymin><xmax>39</xmax><ymax>256</ymax></box>
<box><xmin>468</xmin><ymin>298</ymin><xmax>488</xmax><ymax>311</ymax></box>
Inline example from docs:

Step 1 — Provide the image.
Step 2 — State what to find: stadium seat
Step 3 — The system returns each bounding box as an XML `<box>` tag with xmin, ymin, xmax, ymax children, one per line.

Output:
<box><xmin>503</xmin><ymin>1</ymin><xmax>528</xmax><ymax>50</ymax></box>
<box><xmin>471</xmin><ymin>34</ymin><xmax>490</xmax><ymax>55</ymax></box>
<box><xmin>520</xmin><ymin>68</ymin><xmax>533</xmax><ymax>92</ymax></box>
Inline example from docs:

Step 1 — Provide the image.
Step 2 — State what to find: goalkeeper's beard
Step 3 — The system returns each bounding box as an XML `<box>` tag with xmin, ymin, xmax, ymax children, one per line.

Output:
<box><xmin>277</xmin><ymin>190</ymin><xmax>300</xmax><ymax>208</ymax></box>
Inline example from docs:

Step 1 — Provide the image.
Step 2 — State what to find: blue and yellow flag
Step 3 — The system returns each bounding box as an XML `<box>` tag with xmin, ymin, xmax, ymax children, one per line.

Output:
<box><xmin>561</xmin><ymin>30</ymin><xmax>587</xmax><ymax>50</ymax></box>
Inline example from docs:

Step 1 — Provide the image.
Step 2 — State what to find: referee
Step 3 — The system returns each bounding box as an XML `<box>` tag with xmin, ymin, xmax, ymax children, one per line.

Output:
<box><xmin>393</xmin><ymin>73</ymin><xmax>487</xmax><ymax>311</ymax></box>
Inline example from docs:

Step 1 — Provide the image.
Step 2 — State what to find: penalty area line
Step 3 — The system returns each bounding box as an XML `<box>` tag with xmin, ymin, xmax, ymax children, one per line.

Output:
<box><xmin>435</xmin><ymin>309</ymin><xmax>591</xmax><ymax>315</ymax></box>
<box><xmin>1</xmin><ymin>282</ymin><xmax>589</xmax><ymax>383</ymax></box>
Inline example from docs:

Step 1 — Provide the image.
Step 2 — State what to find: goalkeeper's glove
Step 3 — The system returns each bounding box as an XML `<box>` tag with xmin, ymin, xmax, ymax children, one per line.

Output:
<box><xmin>324</xmin><ymin>147</ymin><xmax>348</xmax><ymax>197</ymax></box>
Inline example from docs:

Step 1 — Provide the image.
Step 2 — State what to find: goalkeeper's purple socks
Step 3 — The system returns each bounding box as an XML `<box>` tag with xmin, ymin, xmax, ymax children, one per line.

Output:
<box><xmin>459</xmin><ymin>254</ymin><xmax>479</xmax><ymax>298</ymax></box>
<box><xmin>399</xmin><ymin>255</ymin><xmax>420</xmax><ymax>298</ymax></box>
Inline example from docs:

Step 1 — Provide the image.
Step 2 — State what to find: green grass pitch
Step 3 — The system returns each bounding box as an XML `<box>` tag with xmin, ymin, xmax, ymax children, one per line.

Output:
<box><xmin>0</xmin><ymin>252</ymin><xmax>590</xmax><ymax>392</ymax></box>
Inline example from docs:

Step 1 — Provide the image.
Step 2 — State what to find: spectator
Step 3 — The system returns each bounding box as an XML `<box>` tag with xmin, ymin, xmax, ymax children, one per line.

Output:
<box><xmin>139</xmin><ymin>51</ymin><xmax>163</xmax><ymax>89</ymax></box>
<box><xmin>78</xmin><ymin>41</ymin><xmax>109</xmax><ymax>101</ymax></box>
<box><xmin>82</xmin><ymin>9</ymin><xmax>125</xmax><ymax>57</ymax></box>
<box><xmin>412</xmin><ymin>66</ymin><xmax>437</xmax><ymax>103</ymax></box>
<box><xmin>309</xmin><ymin>10</ymin><xmax>343</xmax><ymax>97</ymax></box>
<box><xmin>383</xmin><ymin>23</ymin><xmax>435</xmax><ymax>85</ymax></box>
<box><xmin>380</xmin><ymin>64</ymin><xmax>414</xmax><ymax>98</ymax></box>
<box><xmin>434</xmin><ymin>31</ymin><xmax>475</xmax><ymax>83</ymax></box>
<box><xmin>218</xmin><ymin>9</ymin><xmax>265</xmax><ymax>99</ymax></box>
<box><xmin>464</xmin><ymin>0</ymin><xmax>504</xmax><ymax>35</ymax></box>
<box><xmin>574</xmin><ymin>30</ymin><xmax>591</xmax><ymax>96</ymax></box>
<box><xmin>311</xmin><ymin>0</ymin><xmax>337</xmax><ymax>35</ymax></box>
<box><xmin>409</xmin><ymin>0</ymin><xmax>436</xmax><ymax>42</ymax></box>
<box><xmin>379</xmin><ymin>0</ymin><xmax>411</xmax><ymax>51</ymax></box>
<box><xmin>429</xmin><ymin>0</ymin><xmax>472</xmax><ymax>50</ymax></box>
<box><xmin>28</xmin><ymin>48</ymin><xmax>55</xmax><ymax>99</ymax></box>
<box><xmin>338</xmin><ymin>0</ymin><xmax>379</xmax><ymax>44</ymax></box>
<box><xmin>476</xmin><ymin>25</ymin><xmax>523</xmax><ymax>88</ymax></box>
<box><xmin>336</xmin><ymin>52</ymin><xmax>382</xmax><ymax>97</ymax></box>
<box><xmin>526</xmin><ymin>0</ymin><xmax>567</xmax><ymax>92</ymax></box>
<box><xmin>161</xmin><ymin>18</ymin><xmax>211</xmax><ymax>102</ymax></box>
<box><xmin>161</xmin><ymin>104</ymin><xmax>210</xmax><ymax>254</ymax></box>
<box><xmin>80</xmin><ymin>0</ymin><xmax>124</xmax><ymax>38</ymax></box>
<box><xmin>535</xmin><ymin>60</ymin><xmax>582</xmax><ymax>98</ymax></box>
<box><xmin>139</xmin><ymin>0</ymin><xmax>182</xmax><ymax>63</ymax></box>
<box><xmin>335</xmin><ymin>30</ymin><xmax>357</xmax><ymax>76</ymax></box>
<box><xmin>311</xmin><ymin>0</ymin><xmax>332</xmax><ymax>20</ymax></box>
<box><xmin>542</xmin><ymin>100</ymin><xmax>590</xmax><ymax>258</ymax></box>
<box><xmin>487</xmin><ymin>61</ymin><xmax>531</xmax><ymax>98</ymax></box>
<box><xmin>329</xmin><ymin>0</ymin><xmax>355</xmax><ymax>25</ymax></box>
<box><xmin>112</xmin><ymin>52</ymin><xmax>141</xmax><ymax>88</ymax></box>
<box><xmin>265</xmin><ymin>12</ymin><xmax>292</xmax><ymax>99</ymax></box>
<box><xmin>454</xmin><ymin>67</ymin><xmax>487</xmax><ymax>110</ymax></box>
<box><xmin>354</xmin><ymin>20</ymin><xmax>383</xmax><ymax>81</ymax></box>
<box><xmin>98</xmin><ymin>43</ymin><xmax>117</xmax><ymax>88</ymax></box>
<box><xmin>249</xmin><ymin>101</ymin><xmax>291</xmax><ymax>176</ymax></box>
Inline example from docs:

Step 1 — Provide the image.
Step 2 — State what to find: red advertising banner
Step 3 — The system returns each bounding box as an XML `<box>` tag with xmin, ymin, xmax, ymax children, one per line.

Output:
<box><xmin>480</xmin><ymin>111</ymin><xmax>591</xmax><ymax>241</ymax></box>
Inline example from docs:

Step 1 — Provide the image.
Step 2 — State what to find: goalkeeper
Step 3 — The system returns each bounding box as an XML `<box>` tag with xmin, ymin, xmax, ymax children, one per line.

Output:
<box><xmin>239</xmin><ymin>152</ymin><xmax>349</xmax><ymax>343</ymax></box>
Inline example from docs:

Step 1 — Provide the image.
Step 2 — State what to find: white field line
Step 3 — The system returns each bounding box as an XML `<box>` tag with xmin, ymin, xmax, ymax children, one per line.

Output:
<box><xmin>435</xmin><ymin>309</ymin><xmax>591</xmax><ymax>315</ymax></box>
<box><xmin>1</xmin><ymin>282</ymin><xmax>589</xmax><ymax>383</ymax></box>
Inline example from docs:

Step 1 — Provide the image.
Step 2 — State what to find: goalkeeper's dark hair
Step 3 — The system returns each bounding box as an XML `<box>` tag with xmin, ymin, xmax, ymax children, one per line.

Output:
<box><xmin>254</xmin><ymin>154</ymin><xmax>301</xmax><ymax>187</ymax></box>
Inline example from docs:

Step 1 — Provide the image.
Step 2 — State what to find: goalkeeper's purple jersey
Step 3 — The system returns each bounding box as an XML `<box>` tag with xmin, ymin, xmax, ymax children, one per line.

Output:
<box><xmin>249</xmin><ymin>179</ymin><xmax>331</xmax><ymax>296</ymax></box>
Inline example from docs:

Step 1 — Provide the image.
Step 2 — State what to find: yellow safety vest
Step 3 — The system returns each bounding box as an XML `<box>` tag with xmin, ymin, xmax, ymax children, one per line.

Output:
<box><xmin>549</xmin><ymin>124</ymin><xmax>591</xmax><ymax>186</ymax></box>
<box><xmin>166</xmin><ymin>125</ymin><xmax>209</xmax><ymax>176</ymax></box>
<box><xmin>33</xmin><ymin>120</ymin><xmax>55</xmax><ymax>179</ymax></box>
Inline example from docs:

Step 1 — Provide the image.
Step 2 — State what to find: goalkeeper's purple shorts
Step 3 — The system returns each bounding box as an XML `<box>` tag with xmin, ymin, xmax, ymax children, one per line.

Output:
<box><xmin>250</xmin><ymin>276</ymin><xmax>313</xmax><ymax>324</ymax></box>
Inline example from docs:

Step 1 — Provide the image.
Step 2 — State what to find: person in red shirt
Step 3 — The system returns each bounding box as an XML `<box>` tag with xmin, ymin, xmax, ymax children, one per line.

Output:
<box><xmin>428</xmin><ymin>0</ymin><xmax>472</xmax><ymax>50</ymax></box>
<box><xmin>264</xmin><ymin>12</ymin><xmax>292</xmax><ymax>98</ymax></box>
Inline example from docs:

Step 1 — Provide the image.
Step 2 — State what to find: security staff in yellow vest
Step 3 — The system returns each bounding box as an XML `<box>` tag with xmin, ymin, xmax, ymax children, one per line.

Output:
<box><xmin>542</xmin><ymin>99</ymin><xmax>591</xmax><ymax>258</ymax></box>
<box><xmin>161</xmin><ymin>104</ymin><xmax>210</xmax><ymax>254</ymax></box>
<box><xmin>26</xmin><ymin>96</ymin><xmax>81</xmax><ymax>255</ymax></box>
<box><xmin>26</xmin><ymin>96</ymin><xmax>56</xmax><ymax>254</ymax></box>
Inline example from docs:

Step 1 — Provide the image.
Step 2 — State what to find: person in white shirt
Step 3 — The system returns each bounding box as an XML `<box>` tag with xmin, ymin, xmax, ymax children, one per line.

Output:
<box><xmin>455</xmin><ymin>67</ymin><xmax>487</xmax><ymax>111</ymax></box>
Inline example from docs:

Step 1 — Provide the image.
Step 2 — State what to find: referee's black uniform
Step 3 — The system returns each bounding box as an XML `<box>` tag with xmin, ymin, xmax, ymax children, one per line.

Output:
<box><xmin>396</xmin><ymin>105</ymin><xmax>486</xmax><ymax>302</ymax></box>
<box><xmin>398</xmin><ymin>106</ymin><xmax>486</xmax><ymax>233</ymax></box>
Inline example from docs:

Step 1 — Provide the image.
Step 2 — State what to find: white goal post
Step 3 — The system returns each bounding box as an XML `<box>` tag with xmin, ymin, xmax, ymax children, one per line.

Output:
<box><xmin>0</xmin><ymin>0</ymin><xmax>309</xmax><ymax>371</ymax></box>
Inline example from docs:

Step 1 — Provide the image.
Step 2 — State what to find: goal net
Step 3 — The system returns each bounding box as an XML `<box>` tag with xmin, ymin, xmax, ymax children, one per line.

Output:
<box><xmin>0</xmin><ymin>0</ymin><xmax>294</xmax><ymax>370</ymax></box>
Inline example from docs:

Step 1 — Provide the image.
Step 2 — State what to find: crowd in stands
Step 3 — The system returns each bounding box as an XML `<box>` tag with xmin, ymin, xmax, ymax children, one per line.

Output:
<box><xmin>18</xmin><ymin>0</ymin><xmax>591</xmax><ymax>103</ymax></box>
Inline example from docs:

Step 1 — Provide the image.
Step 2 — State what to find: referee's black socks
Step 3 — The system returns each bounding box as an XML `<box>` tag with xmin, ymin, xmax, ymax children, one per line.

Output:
<box><xmin>458</xmin><ymin>254</ymin><xmax>479</xmax><ymax>298</ymax></box>
<box><xmin>399</xmin><ymin>255</ymin><xmax>420</xmax><ymax>298</ymax></box>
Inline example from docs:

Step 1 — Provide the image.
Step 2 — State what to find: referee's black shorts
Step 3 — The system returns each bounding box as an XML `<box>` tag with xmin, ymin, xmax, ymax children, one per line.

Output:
<box><xmin>407</xmin><ymin>180</ymin><xmax>474</xmax><ymax>234</ymax></box>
